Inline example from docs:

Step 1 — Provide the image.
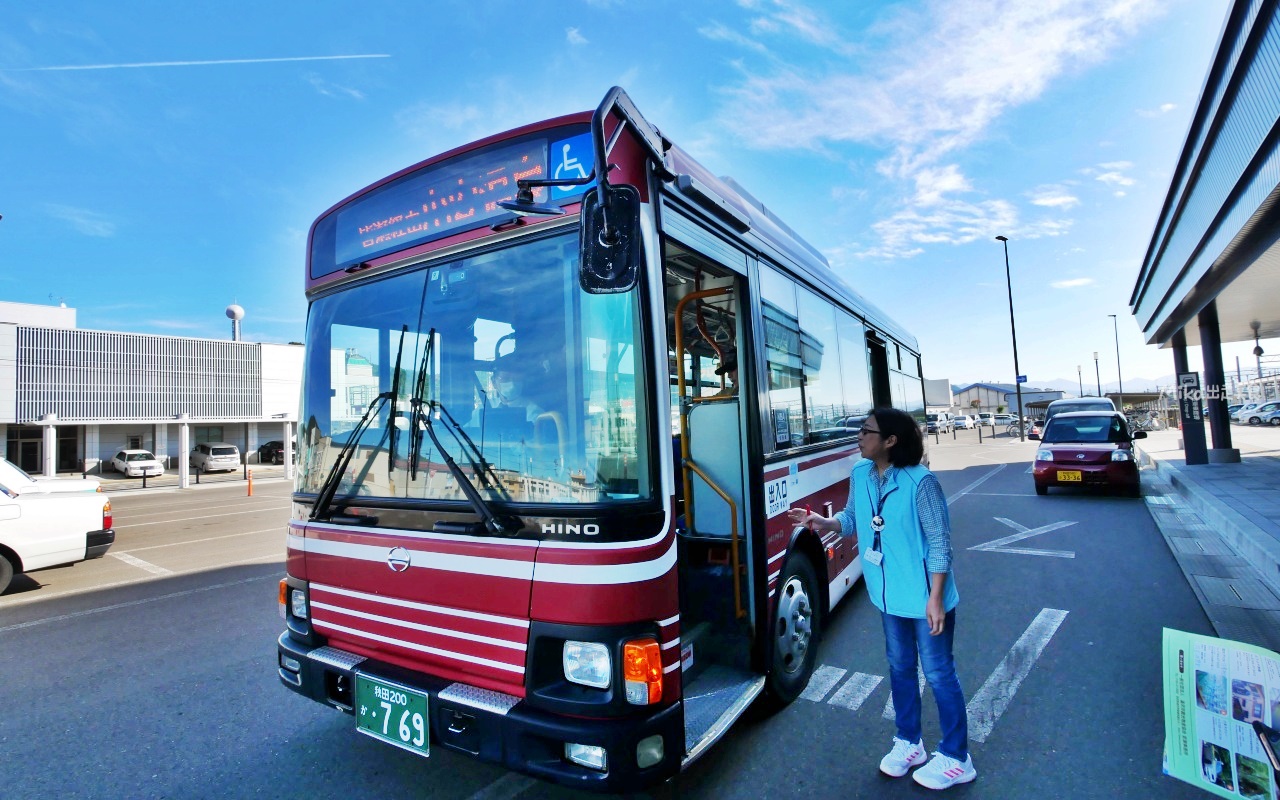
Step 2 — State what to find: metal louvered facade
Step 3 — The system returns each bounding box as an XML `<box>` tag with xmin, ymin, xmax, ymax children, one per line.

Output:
<box><xmin>1131</xmin><ymin>0</ymin><xmax>1280</xmax><ymax>347</ymax></box>
<box><xmin>16</xmin><ymin>327</ymin><xmax>262</xmax><ymax>422</ymax></box>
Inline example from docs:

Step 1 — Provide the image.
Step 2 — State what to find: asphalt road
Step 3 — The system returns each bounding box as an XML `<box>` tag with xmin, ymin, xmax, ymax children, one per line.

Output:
<box><xmin>0</xmin><ymin>434</ymin><xmax>1218</xmax><ymax>798</ymax></box>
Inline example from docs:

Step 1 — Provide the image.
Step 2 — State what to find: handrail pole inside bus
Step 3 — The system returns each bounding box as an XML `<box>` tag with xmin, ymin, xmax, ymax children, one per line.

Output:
<box><xmin>685</xmin><ymin>461</ymin><xmax>745</xmax><ymax>619</ymax></box>
<box><xmin>674</xmin><ymin>286</ymin><xmax>733</xmax><ymax>514</ymax></box>
<box><xmin>673</xmin><ymin>286</ymin><xmax>745</xmax><ymax>619</ymax></box>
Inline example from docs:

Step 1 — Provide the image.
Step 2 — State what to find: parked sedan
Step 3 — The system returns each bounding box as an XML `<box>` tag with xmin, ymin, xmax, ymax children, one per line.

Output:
<box><xmin>256</xmin><ymin>440</ymin><xmax>290</xmax><ymax>465</ymax></box>
<box><xmin>1031</xmin><ymin>411</ymin><xmax>1146</xmax><ymax>497</ymax></box>
<box><xmin>1260</xmin><ymin>409</ymin><xmax>1280</xmax><ymax>426</ymax></box>
<box><xmin>953</xmin><ymin>415</ymin><xmax>975</xmax><ymax>430</ymax></box>
<box><xmin>1239</xmin><ymin>401</ymin><xmax>1280</xmax><ymax>425</ymax></box>
<box><xmin>0</xmin><ymin>463</ymin><xmax>114</xmax><ymax>594</ymax></box>
<box><xmin>110</xmin><ymin>449</ymin><xmax>165</xmax><ymax>477</ymax></box>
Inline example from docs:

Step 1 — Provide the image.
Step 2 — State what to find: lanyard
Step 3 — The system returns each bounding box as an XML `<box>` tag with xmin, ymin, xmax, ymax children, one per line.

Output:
<box><xmin>867</xmin><ymin>468</ymin><xmax>889</xmax><ymax>552</ymax></box>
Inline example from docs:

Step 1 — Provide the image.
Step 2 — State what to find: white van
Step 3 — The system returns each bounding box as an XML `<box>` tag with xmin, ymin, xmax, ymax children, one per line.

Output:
<box><xmin>1043</xmin><ymin>397</ymin><xmax>1117</xmax><ymax>428</ymax></box>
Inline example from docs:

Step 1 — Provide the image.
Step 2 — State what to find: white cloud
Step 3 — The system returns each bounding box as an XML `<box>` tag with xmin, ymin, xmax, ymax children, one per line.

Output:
<box><xmin>45</xmin><ymin>204</ymin><xmax>115</xmax><ymax>237</ymax></box>
<box><xmin>709</xmin><ymin>0</ymin><xmax>1159</xmax><ymax>259</ymax></box>
<box><xmin>698</xmin><ymin>22</ymin><xmax>772</xmax><ymax>55</ymax></box>
<box><xmin>1028</xmin><ymin>184</ymin><xmax>1079</xmax><ymax>208</ymax></box>
<box><xmin>1050</xmin><ymin>277</ymin><xmax>1096</xmax><ymax>288</ymax></box>
<box><xmin>1084</xmin><ymin>160</ymin><xmax>1136</xmax><ymax>187</ymax></box>
<box><xmin>1137</xmin><ymin>102</ymin><xmax>1177</xmax><ymax>117</ymax></box>
<box><xmin>566</xmin><ymin>27</ymin><xmax>588</xmax><ymax>46</ymax></box>
<box><xmin>305</xmin><ymin>73</ymin><xmax>364</xmax><ymax>100</ymax></box>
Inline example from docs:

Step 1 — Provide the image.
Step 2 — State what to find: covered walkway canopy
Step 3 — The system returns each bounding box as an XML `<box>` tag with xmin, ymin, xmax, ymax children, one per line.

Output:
<box><xmin>1130</xmin><ymin>0</ymin><xmax>1280</xmax><ymax>464</ymax></box>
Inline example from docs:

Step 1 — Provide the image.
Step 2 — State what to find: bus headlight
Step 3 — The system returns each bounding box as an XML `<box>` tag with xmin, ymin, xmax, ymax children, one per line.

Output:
<box><xmin>563</xmin><ymin>641</ymin><xmax>611</xmax><ymax>688</ymax></box>
<box><xmin>291</xmin><ymin>588</ymin><xmax>309</xmax><ymax>619</ymax></box>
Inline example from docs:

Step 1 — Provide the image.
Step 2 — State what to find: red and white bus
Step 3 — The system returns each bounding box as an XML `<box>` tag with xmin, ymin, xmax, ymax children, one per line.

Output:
<box><xmin>277</xmin><ymin>87</ymin><xmax>927</xmax><ymax>791</ymax></box>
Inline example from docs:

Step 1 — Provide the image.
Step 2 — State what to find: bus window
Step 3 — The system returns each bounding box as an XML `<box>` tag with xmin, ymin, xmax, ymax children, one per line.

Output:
<box><xmin>837</xmin><ymin>312</ymin><xmax>874</xmax><ymax>419</ymax></box>
<box><xmin>760</xmin><ymin>266</ymin><xmax>802</xmax><ymax>449</ymax></box>
<box><xmin>797</xmin><ymin>287</ymin><xmax>845</xmax><ymax>444</ymax></box>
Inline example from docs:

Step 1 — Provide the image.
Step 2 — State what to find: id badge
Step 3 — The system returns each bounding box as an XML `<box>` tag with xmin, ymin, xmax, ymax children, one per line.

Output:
<box><xmin>864</xmin><ymin>550</ymin><xmax>883</xmax><ymax>567</ymax></box>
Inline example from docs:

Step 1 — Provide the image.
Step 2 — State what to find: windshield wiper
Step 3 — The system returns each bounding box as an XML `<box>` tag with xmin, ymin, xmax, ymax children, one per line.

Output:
<box><xmin>406</xmin><ymin>328</ymin><xmax>518</xmax><ymax>535</ymax></box>
<box><xmin>310</xmin><ymin>325</ymin><xmax>408</xmax><ymax>521</ymax></box>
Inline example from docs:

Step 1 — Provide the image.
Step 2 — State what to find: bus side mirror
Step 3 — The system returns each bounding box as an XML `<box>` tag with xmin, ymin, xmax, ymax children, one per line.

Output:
<box><xmin>579</xmin><ymin>185</ymin><xmax>641</xmax><ymax>294</ymax></box>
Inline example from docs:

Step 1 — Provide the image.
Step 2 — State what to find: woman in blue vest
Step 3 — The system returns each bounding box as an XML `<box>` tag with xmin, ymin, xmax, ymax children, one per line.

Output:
<box><xmin>788</xmin><ymin>407</ymin><xmax>975</xmax><ymax>790</ymax></box>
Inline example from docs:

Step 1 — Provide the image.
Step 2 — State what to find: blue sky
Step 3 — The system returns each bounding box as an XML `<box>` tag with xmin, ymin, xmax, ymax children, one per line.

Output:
<box><xmin>2</xmin><ymin>0</ymin><xmax>1264</xmax><ymax>390</ymax></box>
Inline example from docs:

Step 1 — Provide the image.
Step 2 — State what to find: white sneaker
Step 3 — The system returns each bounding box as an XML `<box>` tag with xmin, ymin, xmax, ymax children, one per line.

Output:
<box><xmin>879</xmin><ymin>736</ymin><xmax>927</xmax><ymax>777</ymax></box>
<box><xmin>912</xmin><ymin>751</ymin><xmax>976</xmax><ymax>790</ymax></box>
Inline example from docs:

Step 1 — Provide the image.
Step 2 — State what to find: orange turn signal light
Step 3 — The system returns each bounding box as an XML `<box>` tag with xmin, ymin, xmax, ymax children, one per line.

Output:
<box><xmin>623</xmin><ymin>639</ymin><xmax>663</xmax><ymax>705</ymax></box>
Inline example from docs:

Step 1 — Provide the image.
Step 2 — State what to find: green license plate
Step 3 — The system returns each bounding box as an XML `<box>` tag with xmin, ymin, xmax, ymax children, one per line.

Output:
<box><xmin>1057</xmin><ymin>470</ymin><xmax>1082</xmax><ymax>482</ymax></box>
<box><xmin>355</xmin><ymin>673</ymin><xmax>430</xmax><ymax>757</ymax></box>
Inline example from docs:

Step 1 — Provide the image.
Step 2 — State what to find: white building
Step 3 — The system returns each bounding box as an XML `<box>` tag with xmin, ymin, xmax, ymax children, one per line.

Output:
<box><xmin>0</xmin><ymin>300</ymin><xmax>302</xmax><ymax>480</ymax></box>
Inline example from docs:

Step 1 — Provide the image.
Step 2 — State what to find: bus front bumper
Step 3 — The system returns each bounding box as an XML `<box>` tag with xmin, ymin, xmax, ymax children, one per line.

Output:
<box><xmin>277</xmin><ymin>633</ymin><xmax>682</xmax><ymax>792</ymax></box>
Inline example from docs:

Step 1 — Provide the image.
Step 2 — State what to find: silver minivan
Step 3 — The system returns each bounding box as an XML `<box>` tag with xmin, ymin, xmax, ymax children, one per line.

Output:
<box><xmin>190</xmin><ymin>442</ymin><xmax>241</xmax><ymax>473</ymax></box>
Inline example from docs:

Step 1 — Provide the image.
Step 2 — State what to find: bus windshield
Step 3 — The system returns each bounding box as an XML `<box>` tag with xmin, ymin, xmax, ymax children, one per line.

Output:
<box><xmin>297</xmin><ymin>230</ymin><xmax>650</xmax><ymax>507</ymax></box>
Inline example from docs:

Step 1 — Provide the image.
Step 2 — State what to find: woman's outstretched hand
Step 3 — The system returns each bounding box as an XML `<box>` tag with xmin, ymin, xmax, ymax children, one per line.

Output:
<box><xmin>786</xmin><ymin>507</ymin><xmax>818</xmax><ymax>531</ymax></box>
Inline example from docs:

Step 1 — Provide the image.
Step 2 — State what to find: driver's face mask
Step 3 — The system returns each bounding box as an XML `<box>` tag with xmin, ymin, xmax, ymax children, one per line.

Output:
<box><xmin>494</xmin><ymin>377</ymin><xmax>520</xmax><ymax>404</ymax></box>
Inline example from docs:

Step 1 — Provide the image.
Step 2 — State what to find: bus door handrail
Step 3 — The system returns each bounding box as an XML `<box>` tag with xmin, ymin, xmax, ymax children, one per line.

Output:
<box><xmin>673</xmin><ymin>286</ymin><xmax>745</xmax><ymax>619</ymax></box>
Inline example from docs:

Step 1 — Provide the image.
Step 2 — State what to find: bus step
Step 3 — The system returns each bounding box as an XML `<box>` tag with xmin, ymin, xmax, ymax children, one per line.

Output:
<box><xmin>682</xmin><ymin>665</ymin><xmax>764</xmax><ymax>758</ymax></box>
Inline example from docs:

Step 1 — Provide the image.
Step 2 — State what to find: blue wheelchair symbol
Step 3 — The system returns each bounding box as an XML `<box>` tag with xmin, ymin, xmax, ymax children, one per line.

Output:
<box><xmin>550</xmin><ymin>133</ymin><xmax>595</xmax><ymax>200</ymax></box>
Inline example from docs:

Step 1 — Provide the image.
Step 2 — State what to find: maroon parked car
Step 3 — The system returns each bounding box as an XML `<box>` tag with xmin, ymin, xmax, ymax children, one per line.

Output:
<box><xmin>1030</xmin><ymin>411</ymin><xmax>1146</xmax><ymax>497</ymax></box>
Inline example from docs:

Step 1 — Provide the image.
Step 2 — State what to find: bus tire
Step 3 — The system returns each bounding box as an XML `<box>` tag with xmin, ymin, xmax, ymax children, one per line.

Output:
<box><xmin>764</xmin><ymin>554</ymin><xmax>821</xmax><ymax>707</ymax></box>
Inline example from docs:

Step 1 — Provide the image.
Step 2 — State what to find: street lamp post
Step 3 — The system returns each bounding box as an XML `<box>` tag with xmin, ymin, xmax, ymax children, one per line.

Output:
<box><xmin>1109</xmin><ymin>314</ymin><xmax>1124</xmax><ymax>410</ymax></box>
<box><xmin>1077</xmin><ymin>365</ymin><xmax>1083</xmax><ymax>397</ymax></box>
<box><xmin>995</xmin><ymin>235</ymin><xmax>1025</xmax><ymax>441</ymax></box>
<box><xmin>1094</xmin><ymin>351</ymin><xmax>1101</xmax><ymax>396</ymax></box>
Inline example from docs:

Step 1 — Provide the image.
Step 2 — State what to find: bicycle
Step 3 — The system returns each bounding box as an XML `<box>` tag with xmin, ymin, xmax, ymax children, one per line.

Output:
<box><xmin>1006</xmin><ymin>422</ymin><xmax>1024</xmax><ymax>437</ymax></box>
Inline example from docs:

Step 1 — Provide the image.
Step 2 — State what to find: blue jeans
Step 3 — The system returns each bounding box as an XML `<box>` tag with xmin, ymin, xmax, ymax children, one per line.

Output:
<box><xmin>882</xmin><ymin>609</ymin><xmax>968</xmax><ymax>761</ymax></box>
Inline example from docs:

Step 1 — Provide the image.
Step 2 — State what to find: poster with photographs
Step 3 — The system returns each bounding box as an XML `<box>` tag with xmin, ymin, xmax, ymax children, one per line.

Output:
<box><xmin>1163</xmin><ymin>628</ymin><xmax>1279</xmax><ymax>799</ymax></box>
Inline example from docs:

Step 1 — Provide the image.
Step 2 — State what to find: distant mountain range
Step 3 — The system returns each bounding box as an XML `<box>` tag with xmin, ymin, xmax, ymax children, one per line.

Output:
<box><xmin>1022</xmin><ymin>376</ymin><xmax>1173</xmax><ymax>394</ymax></box>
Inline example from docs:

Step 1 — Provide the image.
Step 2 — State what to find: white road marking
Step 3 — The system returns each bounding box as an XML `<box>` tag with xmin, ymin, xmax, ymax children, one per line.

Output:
<box><xmin>0</xmin><ymin>555</ymin><xmax>283</xmax><ymax>612</ymax></box>
<box><xmin>0</xmin><ymin>573</ymin><xmax>276</xmax><ymax>633</ymax></box>
<box><xmin>118</xmin><ymin>499</ymin><xmax>289</xmax><ymax>520</ymax></box>
<box><xmin>969</xmin><ymin>517</ymin><xmax>1077</xmax><ymax>558</ymax></box>
<box><xmin>883</xmin><ymin>662</ymin><xmax>926</xmax><ymax>719</ymax></box>
<box><xmin>109</xmin><ymin>551</ymin><xmax>173</xmax><ymax>575</ymax></box>
<box><xmin>122</xmin><ymin>526</ymin><xmax>283</xmax><ymax>553</ymax></box>
<box><xmin>946</xmin><ymin>464</ymin><xmax>1006</xmax><ymax>506</ymax></box>
<box><xmin>829</xmin><ymin>672</ymin><xmax>883</xmax><ymax>711</ymax></box>
<box><xmin>114</xmin><ymin>505</ymin><xmax>291</xmax><ymax>527</ymax></box>
<box><xmin>464</xmin><ymin>771</ymin><xmax>538</xmax><ymax>800</ymax></box>
<box><xmin>800</xmin><ymin>664</ymin><xmax>847</xmax><ymax>702</ymax></box>
<box><xmin>967</xmin><ymin>492</ymin><xmax>1038</xmax><ymax>497</ymax></box>
<box><xmin>966</xmin><ymin>608</ymin><xmax>1069</xmax><ymax>743</ymax></box>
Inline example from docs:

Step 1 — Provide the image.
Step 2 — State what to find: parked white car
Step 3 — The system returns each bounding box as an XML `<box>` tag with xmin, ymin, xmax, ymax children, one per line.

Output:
<box><xmin>190</xmin><ymin>442</ymin><xmax>241</xmax><ymax>473</ymax></box>
<box><xmin>0</xmin><ymin>459</ymin><xmax>114</xmax><ymax>594</ymax></box>
<box><xmin>1238</xmin><ymin>401</ymin><xmax>1280</xmax><ymax>425</ymax></box>
<box><xmin>953</xmin><ymin>415</ymin><xmax>975</xmax><ymax>429</ymax></box>
<box><xmin>976</xmin><ymin>413</ymin><xmax>995</xmax><ymax>426</ymax></box>
<box><xmin>0</xmin><ymin>458</ymin><xmax>101</xmax><ymax>494</ymax></box>
<box><xmin>1231</xmin><ymin>403</ymin><xmax>1262</xmax><ymax>422</ymax></box>
<box><xmin>110</xmin><ymin>449</ymin><xmax>165</xmax><ymax>477</ymax></box>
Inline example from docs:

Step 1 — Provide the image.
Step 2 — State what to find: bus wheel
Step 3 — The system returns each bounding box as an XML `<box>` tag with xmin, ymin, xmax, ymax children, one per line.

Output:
<box><xmin>765</xmin><ymin>555</ymin><xmax>821</xmax><ymax>706</ymax></box>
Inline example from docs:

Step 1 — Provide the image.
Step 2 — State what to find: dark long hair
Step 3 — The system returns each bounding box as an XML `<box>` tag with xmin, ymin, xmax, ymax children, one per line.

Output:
<box><xmin>870</xmin><ymin>407</ymin><xmax>924</xmax><ymax>467</ymax></box>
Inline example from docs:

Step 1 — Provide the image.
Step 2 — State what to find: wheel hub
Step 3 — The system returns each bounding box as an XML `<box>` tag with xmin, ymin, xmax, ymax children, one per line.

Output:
<box><xmin>775</xmin><ymin>576</ymin><xmax>812</xmax><ymax>674</ymax></box>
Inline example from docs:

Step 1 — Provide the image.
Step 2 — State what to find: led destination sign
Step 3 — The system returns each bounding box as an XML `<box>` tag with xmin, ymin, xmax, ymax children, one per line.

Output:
<box><xmin>332</xmin><ymin>139</ymin><xmax>549</xmax><ymax>269</ymax></box>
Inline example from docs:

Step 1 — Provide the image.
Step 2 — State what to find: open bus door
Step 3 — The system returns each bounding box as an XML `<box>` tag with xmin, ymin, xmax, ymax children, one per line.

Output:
<box><xmin>662</xmin><ymin>236</ymin><xmax>765</xmax><ymax>762</ymax></box>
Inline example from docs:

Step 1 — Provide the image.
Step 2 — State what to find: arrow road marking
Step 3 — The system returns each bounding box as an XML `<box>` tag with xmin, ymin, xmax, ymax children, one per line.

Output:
<box><xmin>967</xmin><ymin>608</ymin><xmax>1069</xmax><ymax>743</ymax></box>
<box><xmin>969</xmin><ymin>517</ymin><xmax>1078</xmax><ymax>558</ymax></box>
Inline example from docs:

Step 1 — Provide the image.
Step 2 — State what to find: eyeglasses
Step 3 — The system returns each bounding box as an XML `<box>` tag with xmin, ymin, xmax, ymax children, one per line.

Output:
<box><xmin>859</xmin><ymin>427</ymin><xmax>880</xmax><ymax>437</ymax></box>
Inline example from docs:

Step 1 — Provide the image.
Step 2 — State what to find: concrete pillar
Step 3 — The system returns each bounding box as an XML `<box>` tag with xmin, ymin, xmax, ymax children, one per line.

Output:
<box><xmin>283</xmin><ymin>421</ymin><xmax>295</xmax><ymax>480</ymax></box>
<box><xmin>248</xmin><ymin>421</ymin><xmax>259</xmax><ymax>461</ymax></box>
<box><xmin>42</xmin><ymin>413</ymin><xmax>57</xmax><ymax>477</ymax></box>
<box><xmin>0</xmin><ymin>423</ymin><xmax>7</xmax><ymax>461</ymax></box>
<box><xmin>155</xmin><ymin>424</ymin><xmax>169</xmax><ymax>470</ymax></box>
<box><xmin>177</xmin><ymin>414</ymin><xmax>190</xmax><ymax>488</ymax></box>
<box><xmin>1172</xmin><ymin>330</ymin><xmax>1208</xmax><ymax>465</ymax></box>
<box><xmin>1197</xmin><ymin>301</ymin><xmax>1240</xmax><ymax>463</ymax></box>
<box><xmin>85</xmin><ymin>424</ymin><xmax>100</xmax><ymax>473</ymax></box>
